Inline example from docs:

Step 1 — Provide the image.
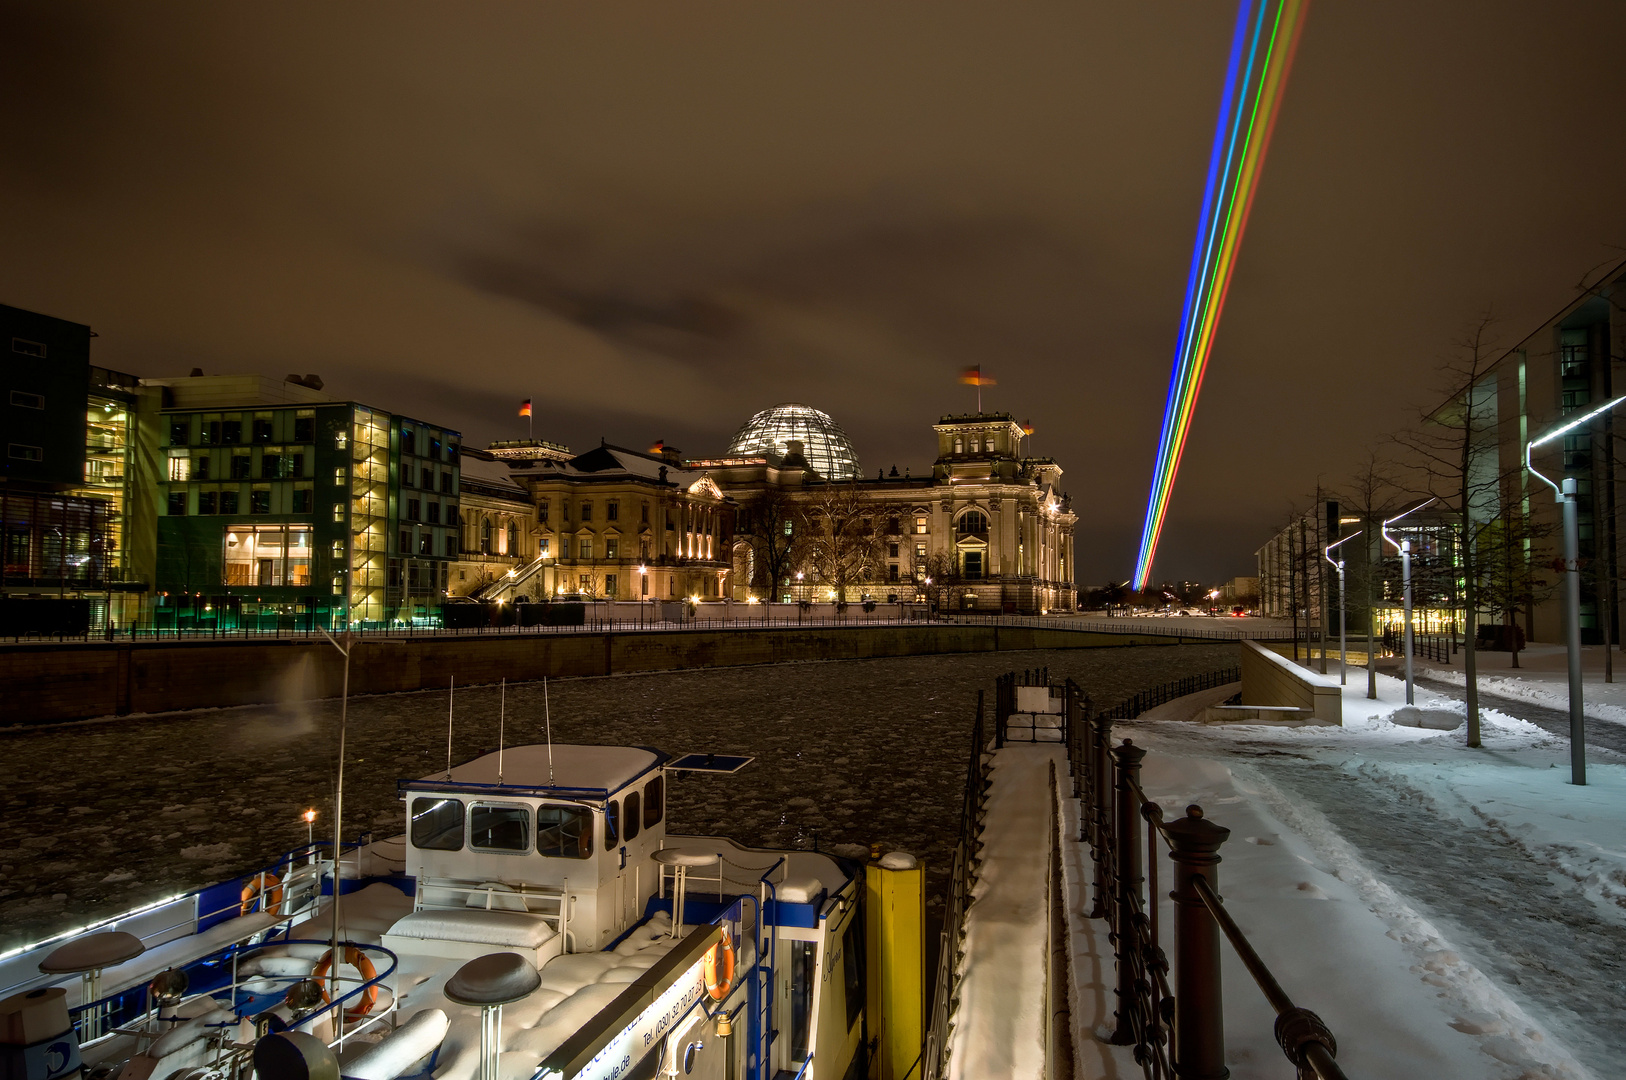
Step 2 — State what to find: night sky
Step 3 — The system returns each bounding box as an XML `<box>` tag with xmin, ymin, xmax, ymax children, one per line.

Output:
<box><xmin>4</xmin><ymin>2</ymin><xmax>1626</xmax><ymax>584</ymax></box>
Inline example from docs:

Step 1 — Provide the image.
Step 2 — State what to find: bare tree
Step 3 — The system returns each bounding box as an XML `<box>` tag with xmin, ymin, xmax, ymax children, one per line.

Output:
<box><xmin>1392</xmin><ymin>315</ymin><xmax>1505</xmax><ymax>748</ymax></box>
<box><xmin>739</xmin><ymin>486</ymin><xmax>801</xmax><ymax>601</ymax></box>
<box><xmin>1335</xmin><ymin>452</ymin><xmax>1401</xmax><ymax>699</ymax></box>
<box><xmin>795</xmin><ymin>483</ymin><xmax>885</xmax><ymax>599</ymax></box>
<box><xmin>1475</xmin><ymin>508</ymin><xmax>1556</xmax><ymax>668</ymax></box>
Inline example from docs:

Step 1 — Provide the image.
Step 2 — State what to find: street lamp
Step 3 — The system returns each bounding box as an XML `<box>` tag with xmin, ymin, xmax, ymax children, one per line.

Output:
<box><xmin>1324</xmin><ymin>531</ymin><xmax>1362</xmax><ymax>686</ymax></box>
<box><xmin>1527</xmin><ymin>393</ymin><xmax>1626</xmax><ymax>786</ymax></box>
<box><xmin>1382</xmin><ymin>499</ymin><xmax>1437</xmax><ymax>705</ymax></box>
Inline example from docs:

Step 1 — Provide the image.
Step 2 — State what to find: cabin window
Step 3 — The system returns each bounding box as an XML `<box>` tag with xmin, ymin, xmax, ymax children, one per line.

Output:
<box><xmin>842</xmin><ymin>917</ymin><xmax>864</xmax><ymax>1029</ymax></box>
<box><xmin>789</xmin><ymin>940</ymin><xmax>817</xmax><ymax>1061</ymax></box>
<box><xmin>643</xmin><ymin>776</ymin><xmax>664</xmax><ymax>829</ymax></box>
<box><xmin>536</xmin><ymin>805</ymin><xmax>594</xmax><ymax>859</ymax></box>
<box><xmin>623</xmin><ymin>791</ymin><xmax>642</xmax><ymax>841</ymax></box>
<box><xmin>469</xmin><ymin>802</ymin><xmax>530</xmax><ymax>853</ymax></box>
<box><xmin>410</xmin><ymin>798</ymin><xmax>465</xmax><ymax>851</ymax></box>
<box><xmin>605</xmin><ymin>799</ymin><xmax>620</xmax><ymax>845</ymax></box>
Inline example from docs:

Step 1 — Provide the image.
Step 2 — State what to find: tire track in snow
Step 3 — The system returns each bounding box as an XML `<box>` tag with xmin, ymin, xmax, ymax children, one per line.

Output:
<box><xmin>1238</xmin><ymin>758</ymin><xmax>1619</xmax><ymax>1077</ymax></box>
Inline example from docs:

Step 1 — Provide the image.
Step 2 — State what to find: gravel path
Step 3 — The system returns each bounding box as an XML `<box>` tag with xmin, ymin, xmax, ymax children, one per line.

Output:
<box><xmin>0</xmin><ymin>643</ymin><xmax>1238</xmax><ymax>953</ymax></box>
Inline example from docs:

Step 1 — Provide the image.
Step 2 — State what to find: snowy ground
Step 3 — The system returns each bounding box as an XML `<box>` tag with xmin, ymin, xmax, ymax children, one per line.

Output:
<box><xmin>1086</xmin><ymin>668</ymin><xmax>1626</xmax><ymax>1078</ymax></box>
<box><xmin>0</xmin><ymin>642</ymin><xmax>1237</xmax><ymax>954</ymax></box>
<box><xmin>1412</xmin><ymin>641</ymin><xmax>1626</xmax><ymax>728</ymax></box>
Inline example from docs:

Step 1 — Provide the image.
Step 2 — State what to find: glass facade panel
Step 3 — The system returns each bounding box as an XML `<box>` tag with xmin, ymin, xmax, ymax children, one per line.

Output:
<box><xmin>726</xmin><ymin>403</ymin><xmax>862</xmax><ymax>480</ymax></box>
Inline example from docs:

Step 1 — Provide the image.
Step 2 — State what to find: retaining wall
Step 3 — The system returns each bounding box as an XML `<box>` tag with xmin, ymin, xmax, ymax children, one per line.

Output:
<box><xmin>1239</xmin><ymin>638</ymin><xmax>1342</xmax><ymax>725</ymax></box>
<box><xmin>0</xmin><ymin>625</ymin><xmax>1187</xmax><ymax>725</ymax></box>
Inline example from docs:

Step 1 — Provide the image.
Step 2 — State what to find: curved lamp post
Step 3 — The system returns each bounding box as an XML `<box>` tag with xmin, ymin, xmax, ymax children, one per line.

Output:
<box><xmin>1382</xmin><ymin>499</ymin><xmax>1437</xmax><ymax>705</ymax></box>
<box><xmin>1526</xmin><ymin>393</ymin><xmax>1626</xmax><ymax>786</ymax></box>
<box><xmin>1324</xmin><ymin>530</ymin><xmax>1362</xmax><ymax>686</ymax></box>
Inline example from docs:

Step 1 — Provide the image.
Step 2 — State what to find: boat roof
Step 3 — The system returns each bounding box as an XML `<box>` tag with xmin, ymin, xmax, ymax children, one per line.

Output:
<box><xmin>403</xmin><ymin>744</ymin><xmax>667</xmax><ymax>800</ymax></box>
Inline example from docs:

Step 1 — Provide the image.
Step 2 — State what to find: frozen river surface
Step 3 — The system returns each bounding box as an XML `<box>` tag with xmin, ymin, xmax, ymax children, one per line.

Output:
<box><xmin>0</xmin><ymin>643</ymin><xmax>1237</xmax><ymax>953</ymax></box>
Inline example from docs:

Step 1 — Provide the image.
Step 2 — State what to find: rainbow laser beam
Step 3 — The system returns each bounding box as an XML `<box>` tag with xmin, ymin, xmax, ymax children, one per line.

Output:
<box><xmin>1133</xmin><ymin>0</ymin><xmax>1310</xmax><ymax>589</ymax></box>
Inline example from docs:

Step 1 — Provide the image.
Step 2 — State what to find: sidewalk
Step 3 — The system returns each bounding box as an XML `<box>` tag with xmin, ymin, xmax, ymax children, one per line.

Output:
<box><xmin>1384</xmin><ymin>642</ymin><xmax>1626</xmax><ymax>726</ymax></box>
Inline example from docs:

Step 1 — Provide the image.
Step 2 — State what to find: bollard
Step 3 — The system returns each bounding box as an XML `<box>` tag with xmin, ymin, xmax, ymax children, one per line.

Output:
<box><xmin>1108</xmin><ymin>739</ymin><xmax>1147</xmax><ymax>1046</ymax></box>
<box><xmin>1164</xmin><ymin>804</ymin><xmax>1231</xmax><ymax>1080</ymax></box>
<box><xmin>1087</xmin><ymin>710</ymin><xmax>1113</xmax><ymax>917</ymax></box>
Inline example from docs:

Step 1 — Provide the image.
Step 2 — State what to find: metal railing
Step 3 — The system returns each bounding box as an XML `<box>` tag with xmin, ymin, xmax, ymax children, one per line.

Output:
<box><xmin>1097</xmin><ymin>667</ymin><xmax>1241</xmax><ymax>722</ymax></box>
<box><xmin>1072</xmin><ymin>693</ymin><xmax>1351</xmax><ymax>1079</ymax></box>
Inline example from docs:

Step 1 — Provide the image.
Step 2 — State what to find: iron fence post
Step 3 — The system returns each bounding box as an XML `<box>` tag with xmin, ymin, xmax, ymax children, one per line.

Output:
<box><xmin>1088</xmin><ymin>710</ymin><xmax>1113</xmax><ymax>917</ymax></box>
<box><xmin>1165</xmin><ymin>804</ymin><xmax>1232</xmax><ymax>1080</ymax></box>
<box><xmin>1109</xmin><ymin>739</ymin><xmax>1147</xmax><ymax>1046</ymax></box>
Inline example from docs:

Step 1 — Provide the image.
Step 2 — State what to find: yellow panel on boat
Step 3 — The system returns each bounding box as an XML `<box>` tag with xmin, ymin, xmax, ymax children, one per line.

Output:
<box><xmin>864</xmin><ymin>855</ymin><xmax>924</xmax><ymax>1080</ymax></box>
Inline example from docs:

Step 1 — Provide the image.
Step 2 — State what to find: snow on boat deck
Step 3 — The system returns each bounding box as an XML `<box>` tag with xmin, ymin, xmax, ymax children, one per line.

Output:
<box><xmin>947</xmin><ymin>744</ymin><xmax>1064</xmax><ymax>1080</ymax></box>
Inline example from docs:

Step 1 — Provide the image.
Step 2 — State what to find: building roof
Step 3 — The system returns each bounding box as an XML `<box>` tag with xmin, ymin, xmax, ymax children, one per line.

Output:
<box><xmin>458</xmin><ymin>449</ymin><xmax>527</xmax><ymax>497</ymax></box>
<box><xmin>726</xmin><ymin>403</ymin><xmax>862</xmax><ymax>481</ymax></box>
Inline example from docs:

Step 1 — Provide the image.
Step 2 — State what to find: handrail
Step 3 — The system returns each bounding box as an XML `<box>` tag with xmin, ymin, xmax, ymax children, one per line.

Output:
<box><xmin>1192</xmin><ymin>877</ymin><xmax>1348</xmax><ymax>1080</ymax></box>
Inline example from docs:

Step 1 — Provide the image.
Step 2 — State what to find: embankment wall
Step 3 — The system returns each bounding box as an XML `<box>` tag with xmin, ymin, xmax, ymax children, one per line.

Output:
<box><xmin>0</xmin><ymin>625</ymin><xmax>1187</xmax><ymax>725</ymax></box>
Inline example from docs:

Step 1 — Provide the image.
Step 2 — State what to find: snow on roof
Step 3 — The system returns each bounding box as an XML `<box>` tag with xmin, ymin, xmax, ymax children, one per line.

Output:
<box><xmin>412</xmin><ymin>744</ymin><xmax>666</xmax><ymax>795</ymax></box>
<box><xmin>458</xmin><ymin>452</ymin><xmax>526</xmax><ymax>493</ymax></box>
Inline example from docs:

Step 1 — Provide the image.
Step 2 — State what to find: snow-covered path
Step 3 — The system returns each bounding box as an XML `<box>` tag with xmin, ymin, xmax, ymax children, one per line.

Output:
<box><xmin>1415</xmin><ymin>673</ymin><xmax>1626</xmax><ymax>755</ymax></box>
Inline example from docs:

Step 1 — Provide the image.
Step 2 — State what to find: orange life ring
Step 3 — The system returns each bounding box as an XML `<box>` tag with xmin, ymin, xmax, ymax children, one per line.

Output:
<box><xmin>239</xmin><ymin>872</ymin><xmax>283</xmax><ymax>916</ymax></box>
<box><xmin>313</xmin><ymin>946</ymin><xmax>379</xmax><ymax>1021</ymax></box>
<box><xmin>703</xmin><ymin>930</ymin><xmax>736</xmax><ymax>1002</ymax></box>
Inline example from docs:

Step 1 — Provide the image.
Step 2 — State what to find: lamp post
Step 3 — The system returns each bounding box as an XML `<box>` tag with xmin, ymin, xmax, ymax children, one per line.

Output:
<box><xmin>1383</xmin><ymin>499</ymin><xmax>1436</xmax><ymax>705</ymax></box>
<box><xmin>1325</xmin><ymin>531</ymin><xmax>1362</xmax><ymax>686</ymax></box>
<box><xmin>1526</xmin><ymin>394</ymin><xmax>1626</xmax><ymax>786</ymax></box>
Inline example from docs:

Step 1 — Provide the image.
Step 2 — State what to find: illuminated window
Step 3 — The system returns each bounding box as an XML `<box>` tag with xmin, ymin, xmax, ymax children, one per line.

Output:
<box><xmin>167</xmin><ymin>455</ymin><xmax>192</xmax><ymax>481</ymax></box>
<box><xmin>580</xmin><ymin>538</ymin><xmax>592</xmax><ymax>559</ymax></box>
<box><xmin>915</xmin><ymin>517</ymin><xmax>927</xmax><ymax>534</ymax></box>
<box><xmin>333</xmin><ymin>503</ymin><xmax>344</xmax><ymax>523</ymax></box>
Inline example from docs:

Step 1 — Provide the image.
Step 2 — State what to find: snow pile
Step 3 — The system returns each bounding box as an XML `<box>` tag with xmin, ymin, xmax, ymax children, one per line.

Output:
<box><xmin>946</xmin><ymin>745</ymin><xmax>1065</xmax><ymax>1080</ymax></box>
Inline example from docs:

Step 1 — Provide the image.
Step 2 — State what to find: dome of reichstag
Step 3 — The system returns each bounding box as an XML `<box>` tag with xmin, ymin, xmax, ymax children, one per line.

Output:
<box><xmin>726</xmin><ymin>403</ymin><xmax>862</xmax><ymax>480</ymax></box>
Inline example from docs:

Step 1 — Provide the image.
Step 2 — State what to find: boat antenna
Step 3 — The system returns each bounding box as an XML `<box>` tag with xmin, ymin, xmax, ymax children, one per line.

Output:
<box><xmin>544</xmin><ymin>676</ymin><xmax>555</xmax><ymax>785</ymax></box>
<box><xmin>498</xmin><ymin>678</ymin><xmax>506</xmax><ymax>784</ymax></box>
<box><xmin>446</xmin><ymin>676</ymin><xmax>455</xmax><ymax>780</ymax></box>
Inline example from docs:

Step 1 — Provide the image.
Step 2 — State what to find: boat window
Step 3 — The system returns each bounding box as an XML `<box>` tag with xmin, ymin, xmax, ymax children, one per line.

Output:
<box><xmin>410</xmin><ymin>797</ymin><xmax>464</xmax><ymax>851</ymax></box>
<box><xmin>789</xmin><ymin>940</ymin><xmax>817</xmax><ymax>1062</ymax></box>
<box><xmin>643</xmin><ymin>776</ymin><xmax>664</xmax><ymax>829</ymax></box>
<box><xmin>469</xmin><ymin>803</ymin><xmax>530</xmax><ymax>853</ymax></box>
<box><xmin>605</xmin><ymin>799</ymin><xmax>620</xmax><ymax>845</ymax></box>
<box><xmin>842</xmin><ymin>917</ymin><xmax>864</xmax><ymax>1030</ymax></box>
<box><xmin>537</xmin><ymin>805</ymin><xmax>594</xmax><ymax>859</ymax></box>
<box><xmin>623</xmin><ymin>791</ymin><xmax>641</xmax><ymax>842</ymax></box>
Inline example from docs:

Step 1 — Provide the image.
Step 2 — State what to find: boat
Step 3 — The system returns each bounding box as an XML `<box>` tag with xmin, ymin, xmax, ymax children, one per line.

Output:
<box><xmin>0</xmin><ymin>743</ymin><xmax>924</xmax><ymax>1080</ymax></box>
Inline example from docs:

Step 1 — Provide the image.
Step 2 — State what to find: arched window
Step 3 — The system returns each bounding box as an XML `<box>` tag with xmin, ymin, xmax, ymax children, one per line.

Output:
<box><xmin>507</xmin><ymin>522</ymin><xmax>519</xmax><ymax>555</ymax></box>
<box><xmin>954</xmin><ymin>437</ymin><xmax>964</xmax><ymax>454</ymax></box>
<box><xmin>480</xmin><ymin>517</ymin><xmax>493</xmax><ymax>554</ymax></box>
<box><xmin>958</xmin><ymin>510</ymin><xmax>988</xmax><ymax>534</ymax></box>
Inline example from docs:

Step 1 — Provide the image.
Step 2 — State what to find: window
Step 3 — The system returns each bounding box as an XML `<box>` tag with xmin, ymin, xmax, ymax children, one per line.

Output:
<box><xmin>221</xmin><ymin>419</ymin><xmax>242</xmax><ymax>445</ymax></box>
<box><xmin>643</xmin><ymin>777</ymin><xmax>663</xmax><ymax>828</ymax></box>
<box><xmin>581</xmin><ymin>501</ymin><xmax>592</xmax><ymax>521</ymax></box>
<box><xmin>220</xmin><ymin>490</ymin><xmax>239</xmax><ymax>514</ymax></box>
<box><xmin>916</xmin><ymin>542</ymin><xmax>926</xmax><ymax>559</ymax></box>
<box><xmin>963</xmin><ymin>551</ymin><xmax>983</xmax><ymax>579</ymax></box>
<box><xmin>605</xmin><ymin>799</ymin><xmax>619</xmax><ymax>845</ymax></box>
<box><xmin>411</xmin><ymin>797</ymin><xmax>464</xmax><ymax>850</ymax></box>
<box><xmin>915</xmin><ymin>517</ymin><xmax>927</xmax><ymax>534</ymax></box>
<box><xmin>199</xmin><ymin>490</ymin><xmax>217</xmax><ymax>515</ymax></box>
<box><xmin>605</xmin><ymin>538</ymin><xmax>618</xmax><ymax>559</ymax></box>
<box><xmin>427</xmin><ymin>502</ymin><xmax>441</xmax><ymax>525</ymax></box>
<box><xmin>194</xmin><ymin>456</ymin><xmax>210</xmax><ymax>480</ymax></box>
<box><xmin>252</xmin><ymin>416</ymin><xmax>273</xmax><ymax>443</ymax></box>
<box><xmin>292</xmin><ymin>488</ymin><xmax>313</xmax><ymax>514</ymax></box>
<box><xmin>539</xmin><ymin>538</ymin><xmax>550</xmax><ymax>557</ymax></box>
<box><xmin>480</xmin><ymin>519</ymin><xmax>493</xmax><ymax>554</ymax></box>
<box><xmin>419</xmin><ymin>532</ymin><xmax>433</xmax><ymax>555</ymax></box>
<box><xmin>623</xmin><ymin>791</ymin><xmax>641</xmax><ymax>841</ymax></box>
<box><xmin>11</xmin><ymin>337</ymin><xmax>46</xmax><ymax>358</ymax></box>
<box><xmin>469</xmin><ymin>803</ymin><xmax>529</xmax><ymax>853</ymax></box>
<box><xmin>445</xmin><ymin>533</ymin><xmax>457</xmax><ymax>557</ymax></box>
<box><xmin>168</xmin><ymin>490</ymin><xmax>187</xmax><ymax>516</ymax></box>
<box><xmin>605</xmin><ymin>574</ymin><xmax>617</xmax><ymax>597</ymax></box>
<box><xmin>889</xmin><ymin>564</ymin><xmax>899</xmax><ymax>581</ymax></box>
<box><xmin>790</xmin><ymin>939</ymin><xmax>817</xmax><ymax>1061</ymax></box>
<box><xmin>289</xmin><ymin>453</ymin><xmax>304</xmax><ymax>478</ymax></box>
<box><xmin>261</xmin><ymin>453</ymin><xmax>281</xmax><ymax>479</ymax></box>
<box><xmin>606</xmin><ymin>501</ymin><xmax>619</xmax><ymax>521</ymax></box>
<box><xmin>334</xmin><ymin>467</ymin><xmax>346</xmax><ymax>485</ymax></box>
<box><xmin>958</xmin><ymin>510</ymin><xmax>988</xmax><ymax>534</ymax></box>
<box><xmin>953</xmin><ymin>437</ymin><xmax>963</xmax><ymax>454</ymax></box>
<box><xmin>430</xmin><ymin>438</ymin><xmax>442</xmax><ymax>460</ymax></box>
<box><xmin>250</xmin><ymin>488</ymin><xmax>271</xmax><ymax>514</ymax></box>
<box><xmin>402</xmin><ymin>468</ymin><xmax>414</xmax><ymax>488</ymax></box>
<box><xmin>231</xmin><ymin>454</ymin><xmax>251</xmax><ymax>479</ymax></box>
<box><xmin>536</xmin><ymin>805</ymin><xmax>594</xmax><ymax>859</ymax></box>
<box><xmin>421</xmin><ymin>467</ymin><xmax>433</xmax><ymax>490</ymax></box>
<box><xmin>889</xmin><ymin>543</ymin><xmax>899</xmax><ymax>558</ymax></box>
<box><xmin>8</xmin><ymin>443</ymin><xmax>42</xmax><ymax>462</ymax></box>
<box><xmin>407</xmin><ymin>499</ymin><xmax>421</xmax><ymax>521</ymax></box>
<box><xmin>641</xmin><ymin>503</ymin><xmax>649</xmax><ymax>524</ymax></box>
<box><xmin>9</xmin><ymin>391</ymin><xmax>44</xmax><ymax>410</ymax></box>
<box><xmin>169</xmin><ymin>420</ymin><xmax>189</xmax><ymax>446</ymax></box>
<box><xmin>168</xmin><ymin>456</ymin><xmax>192</xmax><ymax>481</ymax></box>
<box><xmin>293</xmin><ymin>412</ymin><xmax>314</xmax><ymax>442</ymax></box>
<box><xmin>333</xmin><ymin>503</ymin><xmax>344</xmax><ymax>523</ymax></box>
<box><xmin>507</xmin><ymin>522</ymin><xmax>518</xmax><ymax>554</ymax></box>
<box><xmin>539</xmin><ymin>501</ymin><xmax>550</xmax><ymax>524</ymax></box>
<box><xmin>842</xmin><ymin>917</ymin><xmax>864</xmax><ymax>1029</ymax></box>
<box><xmin>400</xmin><ymin>530</ymin><xmax>411</xmax><ymax>553</ymax></box>
<box><xmin>440</xmin><ymin>472</ymin><xmax>452</xmax><ymax>493</ymax></box>
<box><xmin>580</xmin><ymin>538</ymin><xmax>592</xmax><ymax>559</ymax></box>
<box><xmin>401</xmin><ymin>428</ymin><xmax>417</xmax><ymax>456</ymax></box>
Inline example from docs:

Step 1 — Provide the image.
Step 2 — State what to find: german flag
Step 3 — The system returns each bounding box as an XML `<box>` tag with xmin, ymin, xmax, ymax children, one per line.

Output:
<box><xmin>519</xmin><ymin>399</ymin><xmax>532</xmax><ymax>417</ymax></box>
<box><xmin>959</xmin><ymin>365</ymin><xmax>995</xmax><ymax>387</ymax></box>
<box><xmin>1021</xmin><ymin>420</ymin><xmax>1034</xmax><ymax>436</ymax></box>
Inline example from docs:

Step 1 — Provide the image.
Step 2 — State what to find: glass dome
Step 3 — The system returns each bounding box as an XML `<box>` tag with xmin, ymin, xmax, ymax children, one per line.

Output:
<box><xmin>727</xmin><ymin>403</ymin><xmax>862</xmax><ymax>480</ymax></box>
